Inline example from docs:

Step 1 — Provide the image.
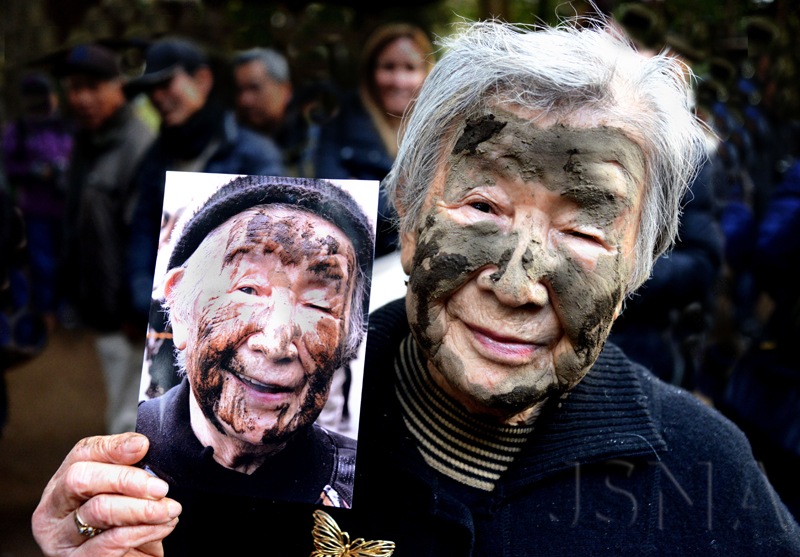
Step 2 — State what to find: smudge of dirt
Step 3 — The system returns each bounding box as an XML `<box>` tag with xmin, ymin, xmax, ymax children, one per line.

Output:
<box><xmin>447</xmin><ymin>107</ymin><xmax>643</xmax><ymax>228</ymax></box>
<box><xmin>453</xmin><ymin>113</ymin><xmax>508</xmax><ymax>155</ymax></box>
<box><xmin>407</xmin><ymin>218</ymin><xmax>516</xmax><ymax>352</ymax></box>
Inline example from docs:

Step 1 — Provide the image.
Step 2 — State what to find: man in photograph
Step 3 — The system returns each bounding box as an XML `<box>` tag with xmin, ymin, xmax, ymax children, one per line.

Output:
<box><xmin>136</xmin><ymin>175</ymin><xmax>374</xmax><ymax>508</ymax></box>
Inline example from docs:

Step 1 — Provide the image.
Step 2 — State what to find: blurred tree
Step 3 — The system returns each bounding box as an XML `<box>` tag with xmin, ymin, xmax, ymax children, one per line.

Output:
<box><xmin>1</xmin><ymin>0</ymin><xmax>799</xmax><ymax>122</ymax></box>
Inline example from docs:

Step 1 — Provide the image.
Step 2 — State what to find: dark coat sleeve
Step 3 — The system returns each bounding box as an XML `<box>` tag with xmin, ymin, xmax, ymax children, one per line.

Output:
<box><xmin>753</xmin><ymin>162</ymin><xmax>800</xmax><ymax>281</ymax></box>
<box><xmin>206</xmin><ymin>117</ymin><xmax>285</xmax><ymax>178</ymax></box>
<box><xmin>127</xmin><ymin>143</ymin><xmax>168</xmax><ymax>320</ymax></box>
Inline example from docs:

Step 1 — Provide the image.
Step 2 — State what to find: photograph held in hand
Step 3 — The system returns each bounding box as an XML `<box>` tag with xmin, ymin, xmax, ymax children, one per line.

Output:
<box><xmin>135</xmin><ymin>172</ymin><xmax>377</xmax><ymax>509</ymax></box>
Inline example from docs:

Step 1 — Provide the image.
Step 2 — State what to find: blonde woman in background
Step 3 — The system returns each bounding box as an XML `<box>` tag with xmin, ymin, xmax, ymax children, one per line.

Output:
<box><xmin>315</xmin><ymin>23</ymin><xmax>435</xmax><ymax>256</ymax></box>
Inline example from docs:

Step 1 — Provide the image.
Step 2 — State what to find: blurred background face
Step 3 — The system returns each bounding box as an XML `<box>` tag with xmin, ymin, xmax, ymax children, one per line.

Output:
<box><xmin>373</xmin><ymin>37</ymin><xmax>428</xmax><ymax>117</ymax></box>
<box><xmin>64</xmin><ymin>73</ymin><xmax>126</xmax><ymax>131</ymax></box>
<box><xmin>147</xmin><ymin>68</ymin><xmax>210</xmax><ymax>127</ymax></box>
<box><xmin>234</xmin><ymin>60</ymin><xmax>292</xmax><ymax>133</ymax></box>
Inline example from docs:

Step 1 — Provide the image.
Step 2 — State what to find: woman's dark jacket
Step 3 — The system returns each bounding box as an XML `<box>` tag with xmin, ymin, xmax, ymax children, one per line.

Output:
<box><xmin>314</xmin><ymin>93</ymin><xmax>398</xmax><ymax>256</ymax></box>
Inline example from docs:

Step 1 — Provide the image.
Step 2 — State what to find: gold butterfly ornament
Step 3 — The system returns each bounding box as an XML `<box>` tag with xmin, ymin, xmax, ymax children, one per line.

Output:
<box><xmin>310</xmin><ymin>510</ymin><xmax>395</xmax><ymax>557</ymax></box>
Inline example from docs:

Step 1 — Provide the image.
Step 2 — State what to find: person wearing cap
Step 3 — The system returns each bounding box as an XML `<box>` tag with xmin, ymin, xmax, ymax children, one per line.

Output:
<box><xmin>135</xmin><ymin>175</ymin><xmax>371</xmax><ymax>508</ymax></box>
<box><xmin>59</xmin><ymin>43</ymin><xmax>155</xmax><ymax>434</ymax></box>
<box><xmin>127</xmin><ymin>38</ymin><xmax>284</xmax><ymax>327</ymax></box>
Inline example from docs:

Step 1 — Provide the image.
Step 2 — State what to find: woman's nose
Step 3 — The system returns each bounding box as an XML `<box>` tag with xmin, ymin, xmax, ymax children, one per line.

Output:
<box><xmin>477</xmin><ymin>241</ymin><xmax>551</xmax><ymax>308</ymax></box>
<box><xmin>246</xmin><ymin>293</ymin><xmax>301</xmax><ymax>363</ymax></box>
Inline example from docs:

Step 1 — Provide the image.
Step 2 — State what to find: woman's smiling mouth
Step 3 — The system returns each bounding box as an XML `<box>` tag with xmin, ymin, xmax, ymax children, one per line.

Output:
<box><xmin>465</xmin><ymin>323</ymin><xmax>544</xmax><ymax>363</ymax></box>
<box><xmin>230</xmin><ymin>370</ymin><xmax>294</xmax><ymax>395</ymax></box>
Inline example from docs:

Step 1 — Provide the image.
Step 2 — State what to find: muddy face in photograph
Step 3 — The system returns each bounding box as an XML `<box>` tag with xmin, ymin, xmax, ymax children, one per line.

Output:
<box><xmin>402</xmin><ymin>106</ymin><xmax>646</xmax><ymax>418</ymax></box>
<box><xmin>175</xmin><ymin>206</ymin><xmax>355</xmax><ymax>447</ymax></box>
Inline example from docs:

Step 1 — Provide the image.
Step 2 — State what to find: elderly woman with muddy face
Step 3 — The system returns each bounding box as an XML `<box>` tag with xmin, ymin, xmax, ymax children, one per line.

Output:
<box><xmin>381</xmin><ymin>37</ymin><xmax>693</xmax><ymax>434</ymax></box>
<box><xmin>33</xmin><ymin>20</ymin><xmax>799</xmax><ymax>557</ymax></box>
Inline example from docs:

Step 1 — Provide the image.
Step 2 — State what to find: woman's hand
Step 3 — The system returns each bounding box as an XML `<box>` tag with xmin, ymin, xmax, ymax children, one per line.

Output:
<box><xmin>32</xmin><ymin>433</ymin><xmax>181</xmax><ymax>557</ymax></box>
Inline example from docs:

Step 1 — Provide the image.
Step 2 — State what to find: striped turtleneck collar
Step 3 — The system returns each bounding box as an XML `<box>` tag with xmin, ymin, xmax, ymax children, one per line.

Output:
<box><xmin>394</xmin><ymin>335</ymin><xmax>536</xmax><ymax>492</ymax></box>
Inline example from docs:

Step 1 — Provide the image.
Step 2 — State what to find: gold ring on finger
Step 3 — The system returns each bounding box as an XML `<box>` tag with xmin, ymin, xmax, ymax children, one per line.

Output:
<box><xmin>74</xmin><ymin>508</ymin><xmax>104</xmax><ymax>538</ymax></box>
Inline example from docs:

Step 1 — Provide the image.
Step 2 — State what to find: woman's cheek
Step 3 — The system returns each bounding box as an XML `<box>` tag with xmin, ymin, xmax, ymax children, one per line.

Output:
<box><xmin>554</xmin><ymin>232</ymin><xmax>613</xmax><ymax>272</ymax></box>
<box><xmin>301</xmin><ymin>313</ymin><xmax>342</xmax><ymax>370</ymax></box>
<box><xmin>550</xmin><ymin>250</ymin><xmax>624</xmax><ymax>360</ymax></box>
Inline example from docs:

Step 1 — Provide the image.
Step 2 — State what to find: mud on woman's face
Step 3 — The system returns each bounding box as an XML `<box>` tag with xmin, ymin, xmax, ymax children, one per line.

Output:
<box><xmin>403</xmin><ymin>106</ymin><xmax>646</xmax><ymax>417</ymax></box>
<box><xmin>181</xmin><ymin>207</ymin><xmax>355</xmax><ymax>446</ymax></box>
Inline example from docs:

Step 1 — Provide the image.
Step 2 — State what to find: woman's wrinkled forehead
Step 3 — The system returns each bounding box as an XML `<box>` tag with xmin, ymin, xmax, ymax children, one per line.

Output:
<box><xmin>447</xmin><ymin>106</ymin><xmax>645</xmax><ymax>198</ymax></box>
<box><xmin>190</xmin><ymin>205</ymin><xmax>355</xmax><ymax>275</ymax></box>
<box><xmin>414</xmin><ymin>105</ymin><xmax>646</xmax><ymax>232</ymax></box>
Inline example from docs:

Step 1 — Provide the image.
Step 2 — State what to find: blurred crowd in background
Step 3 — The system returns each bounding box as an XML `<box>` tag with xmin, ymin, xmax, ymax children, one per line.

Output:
<box><xmin>1</xmin><ymin>0</ymin><xmax>800</xmax><ymax>521</ymax></box>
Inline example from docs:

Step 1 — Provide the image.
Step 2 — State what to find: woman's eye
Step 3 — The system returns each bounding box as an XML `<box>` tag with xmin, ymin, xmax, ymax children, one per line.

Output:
<box><xmin>307</xmin><ymin>303</ymin><xmax>333</xmax><ymax>314</ymax></box>
<box><xmin>238</xmin><ymin>286</ymin><xmax>257</xmax><ymax>295</ymax></box>
<box><xmin>470</xmin><ymin>202</ymin><xmax>493</xmax><ymax>214</ymax></box>
<box><xmin>569</xmin><ymin>230</ymin><xmax>600</xmax><ymax>243</ymax></box>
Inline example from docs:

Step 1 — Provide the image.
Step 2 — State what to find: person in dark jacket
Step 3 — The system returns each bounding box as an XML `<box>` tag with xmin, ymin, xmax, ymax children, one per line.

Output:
<box><xmin>32</xmin><ymin>20</ymin><xmax>800</xmax><ymax>557</ymax></box>
<box><xmin>722</xmin><ymin>155</ymin><xmax>800</xmax><ymax>520</ymax></box>
<box><xmin>1</xmin><ymin>73</ymin><xmax>72</xmax><ymax>318</ymax></box>
<box><xmin>126</xmin><ymin>38</ymin><xmax>284</xmax><ymax>325</ymax></box>
<box><xmin>232</xmin><ymin>48</ymin><xmax>325</xmax><ymax>178</ymax></box>
<box><xmin>0</xmin><ymin>163</ymin><xmax>32</xmax><ymax>436</ymax></box>
<box><xmin>59</xmin><ymin>44</ymin><xmax>155</xmax><ymax>434</ymax></box>
<box><xmin>315</xmin><ymin>24</ymin><xmax>435</xmax><ymax>257</ymax></box>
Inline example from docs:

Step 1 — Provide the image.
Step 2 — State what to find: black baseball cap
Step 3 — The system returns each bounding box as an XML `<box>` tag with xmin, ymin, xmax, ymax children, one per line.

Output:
<box><xmin>128</xmin><ymin>38</ymin><xmax>207</xmax><ymax>91</ymax></box>
<box><xmin>56</xmin><ymin>44</ymin><xmax>121</xmax><ymax>79</ymax></box>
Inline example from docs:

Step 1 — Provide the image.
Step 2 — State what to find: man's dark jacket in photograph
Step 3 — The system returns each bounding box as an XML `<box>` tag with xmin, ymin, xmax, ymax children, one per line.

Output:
<box><xmin>136</xmin><ymin>377</ymin><xmax>356</xmax><ymax>508</ymax></box>
<box><xmin>62</xmin><ymin>103</ymin><xmax>154</xmax><ymax>331</ymax></box>
<box><xmin>148</xmin><ymin>299</ymin><xmax>800</xmax><ymax>556</ymax></box>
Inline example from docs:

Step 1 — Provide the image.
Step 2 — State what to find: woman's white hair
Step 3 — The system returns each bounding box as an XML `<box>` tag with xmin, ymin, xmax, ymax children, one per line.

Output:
<box><xmin>383</xmin><ymin>19</ymin><xmax>706</xmax><ymax>293</ymax></box>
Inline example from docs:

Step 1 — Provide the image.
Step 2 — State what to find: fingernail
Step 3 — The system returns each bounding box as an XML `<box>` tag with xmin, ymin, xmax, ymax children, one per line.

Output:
<box><xmin>147</xmin><ymin>477</ymin><xmax>169</xmax><ymax>498</ymax></box>
<box><xmin>167</xmin><ymin>500</ymin><xmax>182</xmax><ymax>518</ymax></box>
<box><xmin>123</xmin><ymin>434</ymin><xmax>146</xmax><ymax>454</ymax></box>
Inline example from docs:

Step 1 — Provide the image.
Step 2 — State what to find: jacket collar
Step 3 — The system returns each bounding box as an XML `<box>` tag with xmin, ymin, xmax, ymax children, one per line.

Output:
<box><xmin>499</xmin><ymin>341</ymin><xmax>667</xmax><ymax>492</ymax></box>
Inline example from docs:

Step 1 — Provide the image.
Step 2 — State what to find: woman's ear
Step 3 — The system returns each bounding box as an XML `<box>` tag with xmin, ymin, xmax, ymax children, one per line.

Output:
<box><xmin>400</xmin><ymin>230</ymin><xmax>417</xmax><ymax>275</ymax></box>
<box><xmin>163</xmin><ymin>268</ymin><xmax>189</xmax><ymax>350</ymax></box>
